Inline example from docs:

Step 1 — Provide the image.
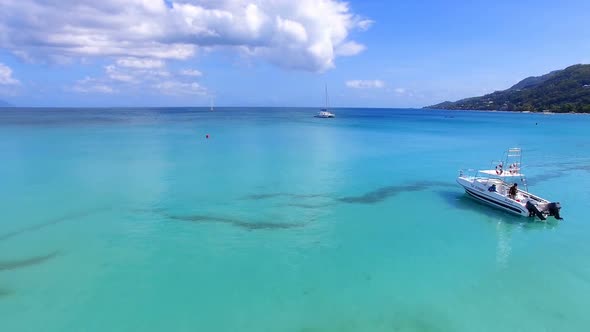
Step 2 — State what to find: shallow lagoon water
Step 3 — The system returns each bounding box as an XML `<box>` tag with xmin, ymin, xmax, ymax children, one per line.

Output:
<box><xmin>1</xmin><ymin>108</ymin><xmax>590</xmax><ymax>331</ymax></box>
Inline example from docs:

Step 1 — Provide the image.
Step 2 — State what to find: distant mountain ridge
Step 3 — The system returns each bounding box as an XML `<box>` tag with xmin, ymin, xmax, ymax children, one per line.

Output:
<box><xmin>427</xmin><ymin>64</ymin><xmax>590</xmax><ymax>113</ymax></box>
<box><xmin>508</xmin><ymin>70</ymin><xmax>560</xmax><ymax>90</ymax></box>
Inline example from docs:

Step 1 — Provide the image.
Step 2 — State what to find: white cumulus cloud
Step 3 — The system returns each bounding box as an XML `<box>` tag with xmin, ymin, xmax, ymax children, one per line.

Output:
<box><xmin>69</xmin><ymin>59</ymin><xmax>206</xmax><ymax>96</ymax></box>
<box><xmin>392</xmin><ymin>87</ymin><xmax>414</xmax><ymax>97</ymax></box>
<box><xmin>68</xmin><ymin>59</ymin><xmax>174</xmax><ymax>93</ymax></box>
<box><xmin>116</xmin><ymin>57</ymin><xmax>165</xmax><ymax>69</ymax></box>
<box><xmin>71</xmin><ymin>77</ymin><xmax>115</xmax><ymax>94</ymax></box>
<box><xmin>154</xmin><ymin>81</ymin><xmax>207</xmax><ymax>96</ymax></box>
<box><xmin>356</xmin><ymin>19</ymin><xmax>374</xmax><ymax>31</ymax></box>
<box><xmin>180</xmin><ymin>69</ymin><xmax>203</xmax><ymax>77</ymax></box>
<box><xmin>104</xmin><ymin>63</ymin><xmax>170</xmax><ymax>84</ymax></box>
<box><xmin>0</xmin><ymin>63</ymin><xmax>19</xmax><ymax>85</ymax></box>
<box><xmin>346</xmin><ymin>80</ymin><xmax>385</xmax><ymax>89</ymax></box>
<box><xmin>335</xmin><ymin>41</ymin><xmax>366</xmax><ymax>56</ymax></box>
<box><xmin>105</xmin><ymin>65</ymin><xmax>137</xmax><ymax>83</ymax></box>
<box><xmin>0</xmin><ymin>0</ymin><xmax>372</xmax><ymax>72</ymax></box>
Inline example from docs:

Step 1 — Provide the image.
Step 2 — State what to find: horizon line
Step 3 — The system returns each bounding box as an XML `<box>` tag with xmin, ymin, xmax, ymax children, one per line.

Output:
<box><xmin>0</xmin><ymin>105</ymin><xmax>430</xmax><ymax>110</ymax></box>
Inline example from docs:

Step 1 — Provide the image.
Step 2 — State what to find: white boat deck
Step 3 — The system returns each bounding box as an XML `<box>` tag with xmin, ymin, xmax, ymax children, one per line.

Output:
<box><xmin>472</xmin><ymin>178</ymin><xmax>529</xmax><ymax>205</ymax></box>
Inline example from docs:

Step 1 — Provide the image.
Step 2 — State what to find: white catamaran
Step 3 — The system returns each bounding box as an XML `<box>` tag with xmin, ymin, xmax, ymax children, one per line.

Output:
<box><xmin>456</xmin><ymin>148</ymin><xmax>563</xmax><ymax>221</ymax></box>
<box><xmin>315</xmin><ymin>84</ymin><xmax>335</xmax><ymax>118</ymax></box>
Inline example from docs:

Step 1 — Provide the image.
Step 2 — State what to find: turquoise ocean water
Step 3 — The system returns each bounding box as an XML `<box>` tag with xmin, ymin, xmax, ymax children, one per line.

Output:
<box><xmin>1</xmin><ymin>107</ymin><xmax>590</xmax><ymax>331</ymax></box>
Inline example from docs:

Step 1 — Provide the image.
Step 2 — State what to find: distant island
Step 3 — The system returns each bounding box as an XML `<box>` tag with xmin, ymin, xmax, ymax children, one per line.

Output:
<box><xmin>426</xmin><ymin>64</ymin><xmax>590</xmax><ymax>113</ymax></box>
<box><xmin>0</xmin><ymin>99</ymin><xmax>13</xmax><ymax>107</ymax></box>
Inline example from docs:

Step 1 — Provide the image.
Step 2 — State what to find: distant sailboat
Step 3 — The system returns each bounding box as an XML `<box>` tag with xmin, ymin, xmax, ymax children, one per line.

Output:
<box><xmin>209</xmin><ymin>96</ymin><xmax>214</xmax><ymax>111</ymax></box>
<box><xmin>315</xmin><ymin>84</ymin><xmax>335</xmax><ymax>118</ymax></box>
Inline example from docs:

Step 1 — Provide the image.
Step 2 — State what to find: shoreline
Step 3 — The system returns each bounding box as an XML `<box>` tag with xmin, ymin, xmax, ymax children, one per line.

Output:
<box><xmin>423</xmin><ymin>108</ymin><xmax>590</xmax><ymax>115</ymax></box>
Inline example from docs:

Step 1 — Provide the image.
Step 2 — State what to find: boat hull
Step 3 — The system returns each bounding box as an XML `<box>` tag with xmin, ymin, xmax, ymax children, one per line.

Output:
<box><xmin>315</xmin><ymin>112</ymin><xmax>335</xmax><ymax>118</ymax></box>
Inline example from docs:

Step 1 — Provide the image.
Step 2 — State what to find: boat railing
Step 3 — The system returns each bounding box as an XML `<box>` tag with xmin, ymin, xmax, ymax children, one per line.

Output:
<box><xmin>507</xmin><ymin>148</ymin><xmax>522</xmax><ymax>157</ymax></box>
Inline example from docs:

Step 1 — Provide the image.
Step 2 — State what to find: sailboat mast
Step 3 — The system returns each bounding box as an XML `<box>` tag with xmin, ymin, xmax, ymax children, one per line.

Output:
<box><xmin>325</xmin><ymin>84</ymin><xmax>329</xmax><ymax>110</ymax></box>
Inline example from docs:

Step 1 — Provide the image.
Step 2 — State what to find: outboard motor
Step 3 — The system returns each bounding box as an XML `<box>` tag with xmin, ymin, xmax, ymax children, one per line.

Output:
<box><xmin>547</xmin><ymin>202</ymin><xmax>563</xmax><ymax>220</ymax></box>
<box><xmin>526</xmin><ymin>200</ymin><xmax>546</xmax><ymax>220</ymax></box>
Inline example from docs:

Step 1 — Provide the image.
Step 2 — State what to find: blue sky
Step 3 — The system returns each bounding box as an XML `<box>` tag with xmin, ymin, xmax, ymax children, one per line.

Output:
<box><xmin>0</xmin><ymin>0</ymin><xmax>589</xmax><ymax>108</ymax></box>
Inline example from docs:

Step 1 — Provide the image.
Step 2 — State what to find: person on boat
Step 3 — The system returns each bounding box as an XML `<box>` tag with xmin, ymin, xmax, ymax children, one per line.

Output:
<box><xmin>508</xmin><ymin>183</ymin><xmax>518</xmax><ymax>199</ymax></box>
<box><xmin>488</xmin><ymin>184</ymin><xmax>497</xmax><ymax>192</ymax></box>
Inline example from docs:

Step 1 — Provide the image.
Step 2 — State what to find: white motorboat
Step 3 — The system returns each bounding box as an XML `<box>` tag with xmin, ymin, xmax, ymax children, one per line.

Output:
<box><xmin>456</xmin><ymin>148</ymin><xmax>563</xmax><ymax>221</ymax></box>
<box><xmin>315</xmin><ymin>84</ymin><xmax>335</xmax><ymax>118</ymax></box>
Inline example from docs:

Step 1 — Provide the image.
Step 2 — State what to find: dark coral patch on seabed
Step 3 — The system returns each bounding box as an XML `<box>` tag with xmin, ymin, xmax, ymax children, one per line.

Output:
<box><xmin>338</xmin><ymin>181</ymin><xmax>456</xmax><ymax>204</ymax></box>
<box><xmin>164</xmin><ymin>213</ymin><xmax>308</xmax><ymax>230</ymax></box>
<box><xmin>0</xmin><ymin>208</ymin><xmax>106</xmax><ymax>242</ymax></box>
<box><xmin>0</xmin><ymin>288</ymin><xmax>13</xmax><ymax>298</ymax></box>
<box><xmin>240</xmin><ymin>193</ymin><xmax>330</xmax><ymax>200</ymax></box>
<box><xmin>241</xmin><ymin>181</ymin><xmax>455</xmax><ymax>205</ymax></box>
<box><xmin>0</xmin><ymin>251</ymin><xmax>60</xmax><ymax>272</ymax></box>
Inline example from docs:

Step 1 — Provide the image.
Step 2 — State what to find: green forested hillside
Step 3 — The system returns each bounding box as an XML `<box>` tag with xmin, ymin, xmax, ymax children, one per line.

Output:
<box><xmin>427</xmin><ymin>64</ymin><xmax>590</xmax><ymax>113</ymax></box>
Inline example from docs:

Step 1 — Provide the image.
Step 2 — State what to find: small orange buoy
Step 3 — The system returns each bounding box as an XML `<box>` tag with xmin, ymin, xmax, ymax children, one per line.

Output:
<box><xmin>206</xmin><ymin>134</ymin><xmax>209</xmax><ymax>139</ymax></box>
